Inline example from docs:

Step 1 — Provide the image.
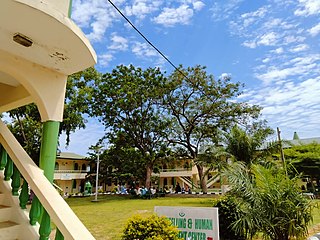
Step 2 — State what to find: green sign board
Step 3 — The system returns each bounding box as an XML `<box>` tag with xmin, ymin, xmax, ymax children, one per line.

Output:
<box><xmin>155</xmin><ymin>206</ymin><xmax>219</xmax><ymax>240</ymax></box>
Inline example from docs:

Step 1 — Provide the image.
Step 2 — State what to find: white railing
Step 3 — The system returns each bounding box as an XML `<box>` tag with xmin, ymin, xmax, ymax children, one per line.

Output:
<box><xmin>160</xmin><ymin>168</ymin><xmax>192</xmax><ymax>172</ymax></box>
<box><xmin>0</xmin><ymin>120</ymin><xmax>95</xmax><ymax>239</ymax></box>
<box><xmin>55</xmin><ymin>169</ymin><xmax>88</xmax><ymax>173</ymax></box>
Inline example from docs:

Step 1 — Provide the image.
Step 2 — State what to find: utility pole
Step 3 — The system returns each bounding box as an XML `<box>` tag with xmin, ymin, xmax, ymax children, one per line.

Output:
<box><xmin>94</xmin><ymin>152</ymin><xmax>100</xmax><ymax>201</ymax></box>
<box><xmin>277</xmin><ymin>127</ymin><xmax>287</xmax><ymax>176</ymax></box>
<box><xmin>92</xmin><ymin>145</ymin><xmax>102</xmax><ymax>202</ymax></box>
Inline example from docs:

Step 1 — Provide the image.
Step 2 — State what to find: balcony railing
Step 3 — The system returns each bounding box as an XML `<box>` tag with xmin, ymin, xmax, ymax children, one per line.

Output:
<box><xmin>55</xmin><ymin>170</ymin><xmax>88</xmax><ymax>173</ymax></box>
<box><xmin>160</xmin><ymin>168</ymin><xmax>192</xmax><ymax>172</ymax></box>
<box><xmin>54</xmin><ymin>170</ymin><xmax>88</xmax><ymax>180</ymax></box>
<box><xmin>156</xmin><ymin>168</ymin><xmax>193</xmax><ymax>177</ymax></box>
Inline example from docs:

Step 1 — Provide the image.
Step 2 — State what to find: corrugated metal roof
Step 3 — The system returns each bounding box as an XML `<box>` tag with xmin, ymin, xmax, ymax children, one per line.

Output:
<box><xmin>283</xmin><ymin>137</ymin><xmax>320</xmax><ymax>148</ymax></box>
<box><xmin>56</xmin><ymin>152</ymin><xmax>86</xmax><ymax>160</ymax></box>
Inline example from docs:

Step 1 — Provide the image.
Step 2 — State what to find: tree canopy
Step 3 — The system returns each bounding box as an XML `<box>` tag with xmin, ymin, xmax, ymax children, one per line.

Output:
<box><xmin>90</xmin><ymin>65</ymin><xmax>170</xmax><ymax>188</ymax></box>
<box><xmin>162</xmin><ymin>65</ymin><xmax>262</xmax><ymax>192</ymax></box>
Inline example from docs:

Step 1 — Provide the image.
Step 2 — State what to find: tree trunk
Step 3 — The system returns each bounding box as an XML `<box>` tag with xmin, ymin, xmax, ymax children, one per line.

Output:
<box><xmin>196</xmin><ymin>164</ymin><xmax>207</xmax><ymax>193</ymax></box>
<box><xmin>145</xmin><ymin>165</ymin><xmax>152</xmax><ymax>189</ymax></box>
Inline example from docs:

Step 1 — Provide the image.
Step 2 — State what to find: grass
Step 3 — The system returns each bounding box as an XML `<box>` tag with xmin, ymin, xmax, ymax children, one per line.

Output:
<box><xmin>66</xmin><ymin>195</ymin><xmax>215</xmax><ymax>240</ymax></box>
<box><xmin>66</xmin><ymin>195</ymin><xmax>320</xmax><ymax>240</ymax></box>
<box><xmin>308</xmin><ymin>199</ymin><xmax>320</xmax><ymax>236</ymax></box>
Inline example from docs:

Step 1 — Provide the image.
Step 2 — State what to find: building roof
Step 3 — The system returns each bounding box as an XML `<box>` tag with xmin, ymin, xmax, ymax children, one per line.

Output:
<box><xmin>260</xmin><ymin>134</ymin><xmax>320</xmax><ymax>150</ymax></box>
<box><xmin>56</xmin><ymin>152</ymin><xmax>86</xmax><ymax>160</ymax></box>
<box><xmin>283</xmin><ymin>137</ymin><xmax>320</xmax><ymax>148</ymax></box>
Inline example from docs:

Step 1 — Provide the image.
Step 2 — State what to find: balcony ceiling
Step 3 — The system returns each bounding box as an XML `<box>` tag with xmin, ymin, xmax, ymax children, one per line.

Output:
<box><xmin>0</xmin><ymin>0</ymin><xmax>97</xmax><ymax>78</ymax></box>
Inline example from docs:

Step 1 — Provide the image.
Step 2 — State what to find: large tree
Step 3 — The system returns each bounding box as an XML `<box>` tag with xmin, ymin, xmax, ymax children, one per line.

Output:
<box><xmin>98</xmin><ymin>132</ymin><xmax>147</xmax><ymax>187</ymax></box>
<box><xmin>162</xmin><ymin>65</ymin><xmax>261</xmax><ymax>193</ymax></box>
<box><xmin>90</xmin><ymin>65</ymin><xmax>169</xmax><ymax>188</ymax></box>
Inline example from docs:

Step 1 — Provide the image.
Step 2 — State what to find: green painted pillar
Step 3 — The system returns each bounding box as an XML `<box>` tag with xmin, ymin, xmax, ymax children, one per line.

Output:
<box><xmin>4</xmin><ymin>156</ymin><xmax>13</xmax><ymax>181</ymax></box>
<box><xmin>55</xmin><ymin>228</ymin><xmax>64</xmax><ymax>240</ymax></box>
<box><xmin>39</xmin><ymin>121</ymin><xmax>60</xmax><ymax>183</ymax></box>
<box><xmin>11</xmin><ymin>165</ymin><xmax>21</xmax><ymax>196</ymax></box>
<box><xmin>39</xmin><ymin>210</ymin><xmax>51</xmax><ymax>240</ymax></box>
<box><xmin>29</xmin><ymin>196</ymin><xmax>42</xmax><ymax>225</ymax></box>
<box><xmin>19</xmin><ymin>179</ymin><xmax>29</xmax><ymax>209</ymax></box>
<box><xmin>68</xmin><ymin>0</ymin><xmax>73</xmax><ymax>17</ymax></box>
<box><xmin>38</xmin><ymin>121</ymin><xmax>60</xmax><ymax>240</ymax></box>
<box><xmin>0</xmin><ymin>146</ymin><xmax>7</xmax><ymax>170</ymax></box>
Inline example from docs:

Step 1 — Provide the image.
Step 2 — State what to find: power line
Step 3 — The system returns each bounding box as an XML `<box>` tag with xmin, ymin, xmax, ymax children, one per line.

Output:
<box><xmin>107</xmin><ymin>0</ymin><xmax>186</xmax><ymax>77</ymax></box>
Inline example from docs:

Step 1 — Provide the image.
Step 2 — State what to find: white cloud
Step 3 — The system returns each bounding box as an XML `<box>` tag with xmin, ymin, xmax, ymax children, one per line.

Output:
<box><xmin>108</xmin><ymin>33</ymin><xmax>129</xmax><ymax>51</ymax></box>
<box><xmin>255</xmin><ymin>54</ymin><xmax>320</xmax><ymax>84</ymax></box>
<box><xmin>229</xmin><ymin>6</ymin><xmax>269</xmax><ymax>35</ymax></box>
<box><xmin>257</xmin><ymin>32</ymin><xmax>278</xmax><ymax>46</ymax></box>
<box><xmin>132</xmin><ymin>42</ymin><xmax>158</xmax><ymax>57</ymax></box>
<box><xmin>308</xmin><ymin>23</ymin><xmax>320</xmax><ymax>36</ymax></box>
<box><xmin>262</xmin><ymin>58</ymin><xmax>270</xmax><ymax>63</ymax></box>
<box><xmin>241</xmin><ymin>6</ymin><xmax>268</xmax><ymax>19</ymax></box>
<box><xmin>243</xmin><ymin>41</ymin><xmax>256</xmax><ymax>48</ymax></box>
<box><xmin>72</xmin><ymin>0</ymin><xmax>119</xmax><ymax>42</ymax></box>
<box><xmin>262</xmin><ymin>18</ymin><xmax>282</xmax><ymax>29</ymax></box>
<box><xmin>98</xmin><ymin>53</ymin><xmax>114</xmax><ymax>67</ymax></box>
<box><xmin>283</xmin><ymin>35</ymin><xmax>306</xmax><ymax>45</ymax></box>
<box><xmin>271</xmin><ymin>47</ymin><xmax>284</xmax><ymax>54</ymax></box>
<box><xmin>124</xmin><ymin>0</ymin><xmax>162</xmax><ymax>20</ymax></box>
<box><xmin>294</xmin><ymin>0</ymin><xmax>320</xmax><ymax>16</ymax></box>
<box><xmin>153</xmin><ymin>4</ymin><xmax>194</xmax><ymax>27</ymax></box>
<box><xmin>242</xmin><ymin>32</ymin><xmax>279</xmax><ymax>49</ymax></box>
<box><xmin>193</xmin><ymin>1</ymin><xmax>205</xmax><ymax>11</ymax></box>
<box><xmin>243</xmin><ymin>75</ymin><xmax>320</xmax><ymax>139</ymax></box>
<box><xmin>219</xmin><ymin>73</ymin><xmax>232</xmax><ymax>80</ymax></box>
<box><xmin>289</xmin><ymin>44</ymin><xmax>309</xmax><ymax>52</ymax></box>
<box><xmin>211</xmin><ymin>0</ymin><xmax>244</xmax><ymax>21</ymax></box>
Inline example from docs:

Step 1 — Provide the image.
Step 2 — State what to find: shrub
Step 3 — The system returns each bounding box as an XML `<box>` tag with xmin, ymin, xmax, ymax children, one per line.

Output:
<box><xmin>122</xmin><ymin>214</ymin><xmax>182</xmax><ymax>240</ymax></box>
<box><xmin>213</xmin><ymin>196</ymin><xmax>246</xmax><ymax>240</ymax></box>
<box><xmin>223</xmin><ymin>162</ymin><xmax>314</xmax><ymax>240</ymax></box>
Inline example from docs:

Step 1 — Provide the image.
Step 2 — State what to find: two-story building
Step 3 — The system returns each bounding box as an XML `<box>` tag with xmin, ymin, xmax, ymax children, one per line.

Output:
<box><xmin>54</xmin><ymin>152</ymin><xmax>90</xmax><ymax>195</ymax></box>
<box><xmin>155</xmin><ymin>159</ymin><xmax>221</xmax><ymax>193</ymax></box>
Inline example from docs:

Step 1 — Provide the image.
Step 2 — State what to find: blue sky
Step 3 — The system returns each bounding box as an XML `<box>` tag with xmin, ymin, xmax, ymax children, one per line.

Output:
<box><xmin>60</xmin><ymin>0</ymin><xmax>320</xmax><ymax>155</ymax></box>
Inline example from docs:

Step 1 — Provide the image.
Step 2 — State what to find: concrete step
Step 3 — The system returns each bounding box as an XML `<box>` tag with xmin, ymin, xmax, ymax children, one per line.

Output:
<box><xmin>0</xmin><ymin>220</ymin><xmax>19</xmax><ymax>239</ymax></box>
<box><xmin>0</xmin><ymin>204</ymin><xmax>13</xmax><ymax>222</ymax></box>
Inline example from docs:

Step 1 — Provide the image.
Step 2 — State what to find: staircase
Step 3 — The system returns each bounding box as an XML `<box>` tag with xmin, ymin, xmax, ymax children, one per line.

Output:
<box><xmin>0</xmin><ymin>172</ymin><xmax>39</xmax><ymax>240</ymax></box>
<box><xmin>0</xmin><ymin>119</ymin><xmax>95</xmax><ymax>240</ymax></box>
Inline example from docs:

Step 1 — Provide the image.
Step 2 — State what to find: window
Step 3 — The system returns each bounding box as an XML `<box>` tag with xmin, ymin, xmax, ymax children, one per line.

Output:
<box><xmin>82</xmin><ymin>163</ymin><xmax>86</xmax><ymax>171</ymax></box>
<box><xmin>74</xmin><ymin>163</ymin><xmax>79</xmax><ymax>170</ymax></box>
<box><xmin>72</xmin><ymin>180</ymin><xmax>77</xmax><ymax>189</ymax></box>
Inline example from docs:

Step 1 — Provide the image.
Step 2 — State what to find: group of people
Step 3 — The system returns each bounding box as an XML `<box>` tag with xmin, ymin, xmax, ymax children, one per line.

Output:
<box><xmin>117</xmin><ymin>185</ymin><xmax>157</xmax><ymax>196</ymax></box>
<box><xmin>117</xmin><ymin>183</ymin><xmax>191</xmax><ymax>196</ymax></box>
<box><xmin>163</xmin><ymin>183</ymin><xmax>191</xmax><ymax>194</ymax></box>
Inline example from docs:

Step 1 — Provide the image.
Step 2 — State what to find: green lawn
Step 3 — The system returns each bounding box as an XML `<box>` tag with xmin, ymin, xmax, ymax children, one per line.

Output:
<box><xmin>66</xmin><ymin>195</ymin><xmax>215</xmax><ymax>240</ymax></box>
<box><xmin>309</xmin><ymin>199</ymin><xmax>320</xmax><ymax>236</ymax></box>
<box><xmin>66</xmin><ymin>195</ymin><xmax>320</xmax><ymax>240</ymax></box>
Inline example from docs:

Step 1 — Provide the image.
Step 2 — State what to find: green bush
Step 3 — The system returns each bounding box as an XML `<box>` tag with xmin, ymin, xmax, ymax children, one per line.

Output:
<box><xmin>223</xmin><ymin>162</ymin><xmax>314</xmax><ymax>240</ymax></box>
<box><xmin>213</xmin><ymin>196</ymin><xmax>246</xmax><ymax>240</ymax></box>
<box><xmin>122</xmin><ymin>214</ymin><xmax>182</xmax><ymax>240</ymax></box>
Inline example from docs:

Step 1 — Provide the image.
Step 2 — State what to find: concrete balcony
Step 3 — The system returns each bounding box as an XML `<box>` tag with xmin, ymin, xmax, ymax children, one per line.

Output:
<box><xmin>155</xmin><ymin>168</ymin><xmax>193</xmax><ymax>177</ymax></box>
<box><xmin>54</xmin><ymin>170</ymin><xmax>88</xmax><ymax>180</ymax></box>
